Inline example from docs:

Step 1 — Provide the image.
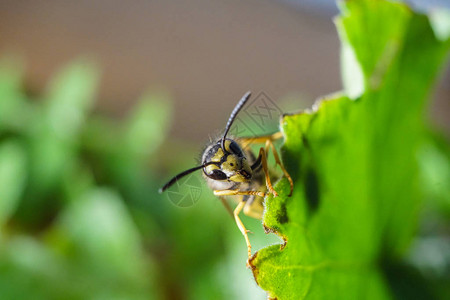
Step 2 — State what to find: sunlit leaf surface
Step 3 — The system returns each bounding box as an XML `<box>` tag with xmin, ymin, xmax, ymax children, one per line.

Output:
<box><xmin>250</xmin><ymin>1</ymin><xmax>450</xmax><ymax>299</ymax></box>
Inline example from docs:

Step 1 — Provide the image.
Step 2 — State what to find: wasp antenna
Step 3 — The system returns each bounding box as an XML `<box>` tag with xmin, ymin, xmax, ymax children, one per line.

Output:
<box><xmin>159</xmin><ymin>162</ymin><xmax>215</xmax><ymax>193</ymax></box>
<box><xmin>159</xmin><ymin>165</ymin><xmax>204</xmax><ymax>193</ymax></box>
<box><xmin>221</xmin><ymin>91</ymin><xmax>251</xmax><ymax>151</ymax></box>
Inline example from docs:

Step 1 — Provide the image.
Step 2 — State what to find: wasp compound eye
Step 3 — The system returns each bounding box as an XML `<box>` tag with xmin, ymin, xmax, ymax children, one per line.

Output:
<box><xmin>207</xmin><ymin>169</ymin><xmax>228</xmax><ymax>180</ymax></box>
<box><xmin>229</xmin><ymin>141</ymin><xmax>244</xmax><ymax>157</ymax></box>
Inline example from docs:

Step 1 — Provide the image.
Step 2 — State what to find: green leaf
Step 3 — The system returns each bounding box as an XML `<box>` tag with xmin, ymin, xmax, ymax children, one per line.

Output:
<box><xmin>56</xmin><ymin>188</ymin><xmax>146</xmax><ymax>276</ymax></box>
<box><xmin>123</xmin><ymin>91</ymin><xmax>172</xmax><ymax>157</ymax></box>
<box><xmin>0</xmin><ymin>57</ymin><xmax>32</xmax><ymax>132</ymax></box>
<box><xmin>44</xmin><ymin>58</ymin><xmax>99</xmax><ymax>140</ymax></box>
<box><xmin>250</xmin><ymin>1</ymin><xmax>450</xmax><ymax>299</ymax></box>
<box><xmin>418</xmin><ymin>136</ymin><xmax>450</xmax><ymax>217</ymax></box>
<box><xmin>26</xmin><ymin>59</ymin><xmax>99</xmax><ymax>198</ymax></box>
<box><xmin>0</xmin><ymin>141</ymin><xmax>27</xmax><ymax>226</ymax></box>
<box><xmin>429</xmin><ymin>9</ymin><xmax>450</xmax><ymax>42</ymax></box>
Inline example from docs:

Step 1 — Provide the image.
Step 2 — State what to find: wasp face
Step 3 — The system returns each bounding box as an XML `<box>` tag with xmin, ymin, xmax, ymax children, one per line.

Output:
<box><xmin>202</xmin><ymin>139</ymin><xmax>252</xmax><ymax>182</ymax></box>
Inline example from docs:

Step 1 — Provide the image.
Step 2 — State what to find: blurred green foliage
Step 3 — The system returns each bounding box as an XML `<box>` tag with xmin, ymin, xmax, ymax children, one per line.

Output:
<box><xmin>0</xmin><ymin>1</ymin><xmax>449</xmax><ymax>300</ymax></box>
<box><xmin>251</xmin><ymin>0</ymin><xmax>450</xmax><ymax>299</ymax></box>
<box><xmin>0</xmin><ymin>57</ymin><xmax>274</xmax><ymax>299</ymax></box>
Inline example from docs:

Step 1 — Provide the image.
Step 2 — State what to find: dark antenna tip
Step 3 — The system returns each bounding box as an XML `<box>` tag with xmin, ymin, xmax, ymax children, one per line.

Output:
<box><xmin>221</xmin><ymin>91</ymin><xmax>252</xmax><ymax>151</ymax></box>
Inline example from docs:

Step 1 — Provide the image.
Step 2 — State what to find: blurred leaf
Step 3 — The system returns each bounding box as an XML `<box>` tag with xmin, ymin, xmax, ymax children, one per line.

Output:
<box><xmin>18</xmin><ymin>59</ymin><xmax>100</xmax><ymax>223</ymax></box>
<box><xmin>0</xmin><ymin>236</ymin><xmax>66</xmax><ymax>300</ymax></box>
<box><xmin>79</xmin><ymin>92</ymin><xmax>173</xmax><ymax>229</ymax></box>
<box><xmin>109</xmin><ymin>92</ymin><xmax>172</xmax><ymax>199</ymax></box>
<box><xmin>338</xmin><ymin>0</ymin><xmax>410</xmax><ymax>87</ymax></box>
<box><xmin>429</xmin><ymin>9</ymin><xmax>450</xmax><ymax>42</ymax></box>
<box><xmin>0</xmin><ymin>57</ymin><xmax>23</xmax><ymax>94</ymax></box>
<box><xmin>0</xmin><ymin>57</ymin><xmax>32</xmax><ymax>132</ymax></box>
<box><xmin>418</xmin><ymin>140</ymin><xmax>450</xmax><ymax>216</ymax></box>
<box><xmin>57</xmin><ymin>188</ymin><xmax>147</xmax><ymax>277</ymax></box>
<box><xmin>45</xmin><ymin>58</ymin><xmax>99</xmax><ymax>140</ymax></box>
<box><xmin>124</xmin><ymin>91</ymin><xmax>172</xmax><ymax>157</ymax></box>
<box><xmin>60</xmin><ymin>163</ymin><xmax>95</xmax><ymax>203</ymax></box>
<box><xmin>250</xmin><ymin>0</ymin><xmax>450</xmax><ymax>299</ymax></box>
<box><xmin>0</xmin><ymin>233</ymin><xmax>159</xmax><ymax>300</ymax></box>
<box><xmin>338</xmin><ymin>0</ymin><xmax>449</xmax><ymax>256</ymax></box>
<box><xmin>0</xmin><ymin>141</ymin><xmax>26</xmax><ymax>226</ymax></box>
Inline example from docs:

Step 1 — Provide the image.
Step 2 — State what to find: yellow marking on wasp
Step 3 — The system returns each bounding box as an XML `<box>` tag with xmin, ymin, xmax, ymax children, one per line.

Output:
<box><xmin>223</xmin><ymin>140</ymin><xmax>232</xmax><ymax>152</ymax></box>
<box><xmin>212</xmin><ymin>148</ymin><xmax>225</xmax><ymax>162</ymax></box>
<box><xmin>222</xmin><ymin>155</ymin><xmax>240</xmax><ymax>170</ymax></box>
<box><xmin>205</xmin><ymin>164</ymin><xmax>219</xmax><ymax>174</ymax></box>
<box><xmin>228</xmin><ymin>174</ymin><xmax>247</xmax><ymax>182</ymax></box>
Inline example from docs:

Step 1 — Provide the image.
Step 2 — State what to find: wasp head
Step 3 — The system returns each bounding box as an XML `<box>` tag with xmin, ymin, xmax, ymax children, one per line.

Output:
<box><xmin>202</xmin><ymin>139</ymin><xmax>252</xmax><ymax>182</ymax></box>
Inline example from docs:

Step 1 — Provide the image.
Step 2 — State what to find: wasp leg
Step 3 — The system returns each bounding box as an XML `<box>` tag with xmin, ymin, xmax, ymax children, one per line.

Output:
<box><xmin>213</xmin><ymin>193</ymin><xmax>254</xmax><ymax>259</ymax></box>
<box><xmin>213</xmin><ymin>190</ymin><xmax>272</xmax><ymax>259</ymax></box>
<box><xmin>265</xmin><ymin>139</ymin><xmax>294</xmax><ymax>196</ymax></box>
<box><xmin>239</xmin><ymin>131</ymin><xmax>293</xmax><ymax>197</ymax></box>
<box><xmin>233</xmin><ymin>200</ymin><xmax>252</xmax><ymax>259</ymax></box>
<box><xmin>257</xmin><ymin>147</ymin><xmax>279</xmax><ymax>197</ymax></box>
<box><xmin>214</xmin><ymin>189</ymin><xmax>266</xmax><ymax>198</ymax></box>
<box><xmin>237</xmin><ymin>131</ymin><xmax>283</xmax><ymax>148</ymax></box>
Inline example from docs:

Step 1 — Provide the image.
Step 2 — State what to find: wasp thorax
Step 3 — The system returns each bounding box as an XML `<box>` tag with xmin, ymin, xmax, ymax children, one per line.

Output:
<box><xmin>202</xmin><ymin>139</ymin><xmax>252</xmax><ymax>182</ymax></box>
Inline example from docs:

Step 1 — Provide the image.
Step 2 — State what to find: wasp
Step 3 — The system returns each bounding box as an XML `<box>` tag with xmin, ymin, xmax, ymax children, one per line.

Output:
<box><xmin>160</xmin><ymin>92</ymin><xmax>293</xmax><ymax>261</ymax></box>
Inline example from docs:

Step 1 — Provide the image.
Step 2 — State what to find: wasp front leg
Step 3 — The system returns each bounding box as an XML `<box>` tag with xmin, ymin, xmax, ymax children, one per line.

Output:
<box><xmin>239</xmin><ymin>131</ymin><xmax>293</xmax><ymax>197</ymax></box>
<box><xmin>214</xmin><ymin>189</ymin><xmax>266</xmax><ymax>198</ymax></box>
<box><xmin>214</xmin><ymin>191</ymin><xmax>257</xmax><ymax>259</ymax></box>
<box><xmin>237</xmin><ymin>131</ymin><xmax>283</xmax><ymax>149</ymax></box>
<box><xmin>256</xmin><ymin>146</ymin><xmax>279</xmax><ymax>197</ymax></box>
<box><xmin>265</xmin><ymin>139</ymin><xmax>294</xmax><ymax>196</ymax></box>
<box><xmin>234</xmin><ymin>200</ymin><xmax>252</xmax><ymax>259</ymax></box>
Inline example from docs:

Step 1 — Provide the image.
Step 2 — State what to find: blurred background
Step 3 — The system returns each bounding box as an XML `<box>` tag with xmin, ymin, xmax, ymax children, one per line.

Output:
<box><xmin>0</xmin><ymin>0</ymin><xmax>448</xmax><ymax>299</ymax></box>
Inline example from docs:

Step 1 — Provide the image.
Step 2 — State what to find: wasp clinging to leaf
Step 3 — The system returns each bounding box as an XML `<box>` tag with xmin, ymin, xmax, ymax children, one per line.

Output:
<box><xmin>159</xmin><ymin>92</ymin><xmax>293</xmax><ymax>261</ymax></box>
